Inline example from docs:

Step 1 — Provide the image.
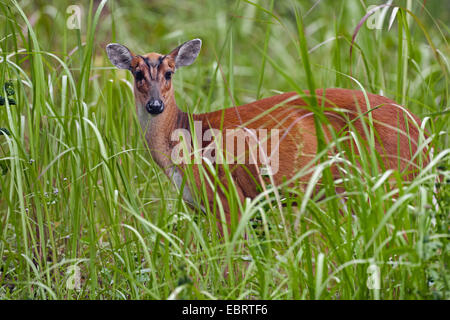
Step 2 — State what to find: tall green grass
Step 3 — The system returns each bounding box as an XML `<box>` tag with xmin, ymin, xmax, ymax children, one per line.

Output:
<box><xmin>0</xmin><ymin>0</ymin><xmax>448</xmax><ymax>299</ymax></box>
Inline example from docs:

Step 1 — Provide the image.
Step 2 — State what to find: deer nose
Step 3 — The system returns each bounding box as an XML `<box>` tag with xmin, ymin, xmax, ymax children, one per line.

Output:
<box><xmin>146</xmin><ymin>98</ymin><xmax>164</xmax><ymax>115</ymax></box>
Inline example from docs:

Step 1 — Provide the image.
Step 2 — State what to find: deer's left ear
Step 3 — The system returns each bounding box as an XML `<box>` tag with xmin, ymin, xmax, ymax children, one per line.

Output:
<box><xmin>169</xmin><ymin>39</ymin><xmax>202</xmax><ymax>69</ymax></box>
<box><xmin>106</xmin><ymin>43</ymin><xmax>134</xmax><ymax>70</ymax></box>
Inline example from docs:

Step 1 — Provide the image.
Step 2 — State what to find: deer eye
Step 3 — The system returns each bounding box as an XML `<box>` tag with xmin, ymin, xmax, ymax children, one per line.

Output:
<box><xmin>135</xmin><ymin>70</ymin><xmax>144</xmax><ymax>81</ymax></box>
<box><xmin>164</xmin><ymin>71</ymin><xmax>173</xmax><ymax>81</ymax></box>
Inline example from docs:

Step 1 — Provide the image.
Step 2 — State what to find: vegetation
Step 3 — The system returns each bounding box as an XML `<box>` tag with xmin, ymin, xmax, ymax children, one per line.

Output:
<box><xmin>0</xmin><ymin>0</ymin><xmax>448</xmax><ymax>299</ymax></box>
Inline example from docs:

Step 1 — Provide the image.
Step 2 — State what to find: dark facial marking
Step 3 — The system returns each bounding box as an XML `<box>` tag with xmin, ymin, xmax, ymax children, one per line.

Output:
<box><xmin>158</xmin><ymin>55</ymin><xmax>167</xmax><ymax>69</ymax></box>
<box><xmin>164</xmin><ymin>71</ymin><xmax>173</xmax><ymax>81</ymax></box>
<box><xmin>140</xmin><ymin>56</ymin><xmax>154</xmax><ymax>80</ymax></box>
<box><xmin>136</xmin><ymin>55</ymin><xmax>170</xmax><ymax>81</ymax></box>
<box><xmin>135</xmin><ymin>70</ymin><xmax>144</xmax><ymax>81</ymax></box>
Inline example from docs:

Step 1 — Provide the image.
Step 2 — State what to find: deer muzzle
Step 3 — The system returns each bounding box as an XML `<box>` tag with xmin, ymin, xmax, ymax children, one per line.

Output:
<box><xmin>146</xmin><ymin>97</ymin><xmax>164</xmax><ymax>115</ymax></box>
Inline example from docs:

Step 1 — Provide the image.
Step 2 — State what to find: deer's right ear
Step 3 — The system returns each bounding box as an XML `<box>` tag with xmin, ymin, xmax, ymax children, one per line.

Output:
<box><xmin>106</xmin><ymin>43</ymin><xmax>133</xmax><ymax>70</ymax></box>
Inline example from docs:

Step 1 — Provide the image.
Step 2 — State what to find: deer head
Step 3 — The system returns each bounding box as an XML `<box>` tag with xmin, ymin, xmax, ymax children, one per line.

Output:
<box><xmin>106</xmin><ymin>39</ymin><xmax>202</xmax><ymax>116</ymax></box>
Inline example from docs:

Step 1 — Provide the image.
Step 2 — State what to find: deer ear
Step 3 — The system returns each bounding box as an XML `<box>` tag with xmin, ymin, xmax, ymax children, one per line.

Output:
<box><xmin>106</xmin><ymin>43</ymin><xmax>133</xmax><ymax>70</ymax></box>
<box><xmin>169</xmin><ymin>39</ymin><xmax>202</xmax><ymax>69</ymax></box>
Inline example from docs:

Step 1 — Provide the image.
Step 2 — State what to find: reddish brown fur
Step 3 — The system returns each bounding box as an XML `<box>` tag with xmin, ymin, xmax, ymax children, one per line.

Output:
<box><xmin>185</xmin><ymin>89</ymin><xmax>426</xmax><ymax>227</ymax></box>
<box><xmin>126</xmin><ymin>49</ymin><xmax>426</xmax><ymax>230</ymax></box>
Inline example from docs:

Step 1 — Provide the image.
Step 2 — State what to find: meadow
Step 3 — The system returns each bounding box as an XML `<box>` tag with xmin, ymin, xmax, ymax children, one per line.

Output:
<box><xmin>0</xmin><ymin>0</ymin><xmax>448</xmax><ymax>299</ymax></box>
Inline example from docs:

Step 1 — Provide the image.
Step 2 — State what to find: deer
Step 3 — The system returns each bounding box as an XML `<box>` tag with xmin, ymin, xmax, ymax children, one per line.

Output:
<box><xmin>106</xmin><ymin>38</ymin><xmax>427</xmax><ymax>233</ymax></box>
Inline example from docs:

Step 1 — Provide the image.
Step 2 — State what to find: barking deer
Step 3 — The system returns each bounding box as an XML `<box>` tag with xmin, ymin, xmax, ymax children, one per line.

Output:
<box><xmin>106</xmin><ymin>38</ymin><xmax>426</xmax><ymax>231</ymax></box>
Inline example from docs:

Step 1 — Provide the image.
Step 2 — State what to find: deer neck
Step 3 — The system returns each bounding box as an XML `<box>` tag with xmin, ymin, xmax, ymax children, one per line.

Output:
<box><xmin>138</xmin><ymin>96</ymin><xmax>188</xmax><ymax>172</ymax></box>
